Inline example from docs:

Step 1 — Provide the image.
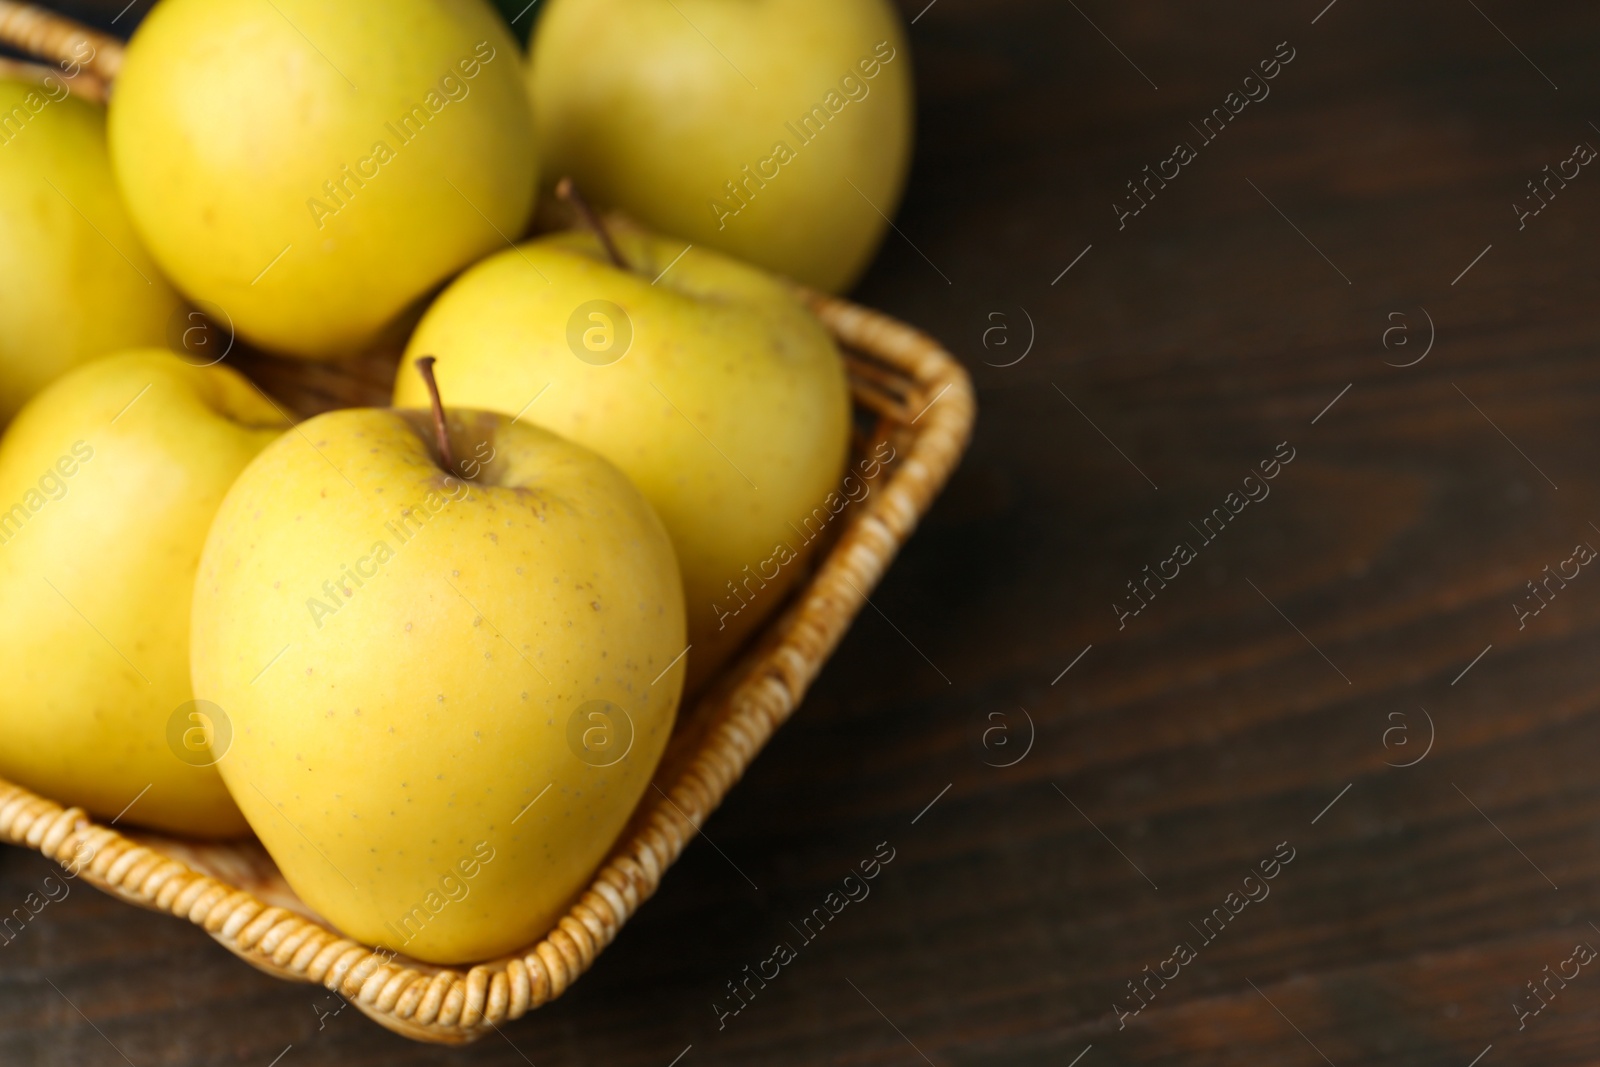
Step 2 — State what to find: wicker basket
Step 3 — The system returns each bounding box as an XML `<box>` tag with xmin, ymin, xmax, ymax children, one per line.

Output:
<box><xmin>0</xmin><ymin>4</ymin><xmax>975</xmax><ymax>1041</ymax></box>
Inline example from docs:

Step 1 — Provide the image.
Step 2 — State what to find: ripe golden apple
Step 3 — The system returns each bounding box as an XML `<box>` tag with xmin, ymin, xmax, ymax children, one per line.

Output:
<box><xmin>190</xmin><ymin>386</ymin><xmax>686</xmax><ymax>963</ymax></box>
<box><xmin>0</xmin><ymin>351</ymin><xmax>289</xmax><ymax>836</ymax></box>
<box><xmin>0</xmin><ymin>77</ymin><xmax>183</xmax><ymax>421</ymax></box>
<box><xmin>392</xmin><ymin>219</ymin><xmax>851</xmax><ymax>689</ymax></box>
<box><xmin>108</xmin><ymin>0</ymin><xmax>537</xmax><ymax>360</ymax></box>
<box><xmin>527</xmin><ymin>0</ymin><xmax>913</xmax><ymax>292</ymax></box>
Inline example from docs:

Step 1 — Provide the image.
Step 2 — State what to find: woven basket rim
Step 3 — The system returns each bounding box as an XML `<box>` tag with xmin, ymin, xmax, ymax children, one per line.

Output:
<box><xmin>0</xmin><ymin>288</ymin><xmax>975</xmax><ymax>1044</ymax></box>
<box><xmin>0</xmin><ymin>0</ymin><xmax>124</xmax><ymax>82</ymax></box>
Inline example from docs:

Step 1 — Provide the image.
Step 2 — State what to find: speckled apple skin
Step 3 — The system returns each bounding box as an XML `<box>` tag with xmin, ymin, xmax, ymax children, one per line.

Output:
<box><xmin>191</xmin><ymin>407</ymin><xmax>685</xmax><ymax>964</ymax></box>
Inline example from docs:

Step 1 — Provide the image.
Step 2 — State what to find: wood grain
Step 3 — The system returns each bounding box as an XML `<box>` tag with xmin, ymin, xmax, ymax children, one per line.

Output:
<box><xmin>6</xmin><ymin>0</ymin><xmax>1600</xmax><ymax>1063</ymax></box>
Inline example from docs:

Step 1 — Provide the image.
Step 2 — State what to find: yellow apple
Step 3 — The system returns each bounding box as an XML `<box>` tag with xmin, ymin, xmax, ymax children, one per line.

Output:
<box><xmin>392</xmin><ymin>219</ymin><xmax>851</xmax><ymax>689</ymax></box>
<box><xmin>190</xmin><ymin>380</ymin><xmax>686</xmax><ymax>963</ymax></box>
<box><xmin>527</xmin><ymin>0</ymin><xmax>913</xmax><ymax>292</ymax></box>
<box><xmin>0</xmin><ymin>350</ymin><xmax>289</xmax><ymax>837</ymax></box>
<box><xmin>108</xmin><ymin>0</ymin><xmax>537</xmax><ymax>360</ymax></box>
<box><xmin>0</xmin><ymin>76</ymin><xmax>183</xmax><ymax>422</ymax></box>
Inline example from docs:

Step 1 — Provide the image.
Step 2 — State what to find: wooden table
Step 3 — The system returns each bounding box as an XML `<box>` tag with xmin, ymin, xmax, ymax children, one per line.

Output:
<box><xmin>7</xmin><ymin>1</ymin><xmax>1600</xmax><ymax>1063</ymax></box>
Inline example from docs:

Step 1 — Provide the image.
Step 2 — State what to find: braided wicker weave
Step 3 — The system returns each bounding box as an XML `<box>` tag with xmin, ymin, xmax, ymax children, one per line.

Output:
<box><xmin>0</xmin><ymin>0</ymin><xmax>120</xmax><ymax>76</ymax></box>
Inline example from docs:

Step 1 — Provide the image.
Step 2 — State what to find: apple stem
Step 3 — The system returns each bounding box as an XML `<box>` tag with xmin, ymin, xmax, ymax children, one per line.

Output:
<box><xmin>414</xmin><ymin>357</ymin><xmax>458</xmax><ymax>476</ymax></box>
<box><xmin>556</xmin><ymin>177</ymin><xmax>630</xmax><ymax>272</ymax></box>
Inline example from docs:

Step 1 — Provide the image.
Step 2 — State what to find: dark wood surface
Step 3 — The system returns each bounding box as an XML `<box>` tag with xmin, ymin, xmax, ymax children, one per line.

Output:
<box><xmin>8</xmin><ymin>1</ymin><xmax>1600</xmax><ymax>1064</ymax></box>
